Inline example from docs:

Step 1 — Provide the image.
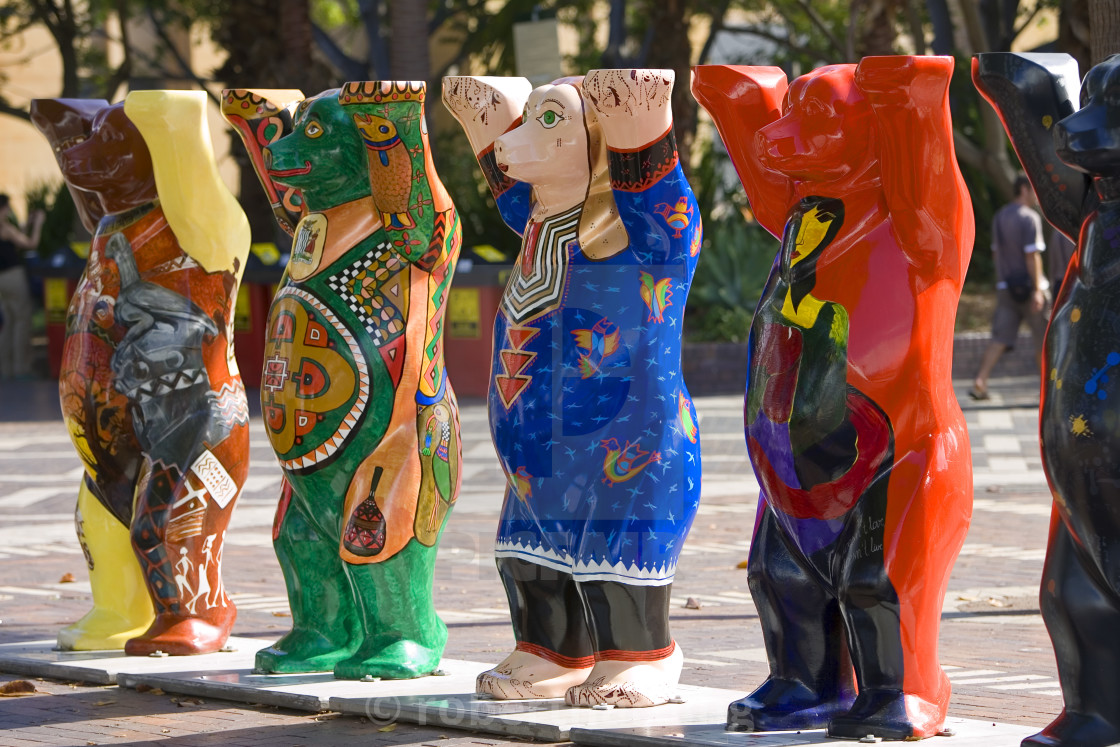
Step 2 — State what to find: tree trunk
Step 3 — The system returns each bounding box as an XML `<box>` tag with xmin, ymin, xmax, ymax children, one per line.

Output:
<box><xmin>1089</xmin><ymin>0</ymin><xmax>1120</xmax><ymax>64</ymax></box>
<box><xmin>1059</xmin><ymin>0</ymin><xmax>1090</xmax><ymax>73</ymax></box>
<box><xmin>643</xmin><ymin>0</ymin><xmax>695</xmax><ymax>176</ymax></box>
<box><xmin>389</xmin><ymin>0</ymin><xmax>428</xmax><ymax>81</ymax></box>
<box><xmin>279</xmin><ymin>0</ymin><xmax>315</xmax><ymax>92</ymax></box>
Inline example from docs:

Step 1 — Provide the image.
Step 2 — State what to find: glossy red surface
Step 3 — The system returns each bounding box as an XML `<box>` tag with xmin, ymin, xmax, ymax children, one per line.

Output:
<box><xmin>693</xmin><ymin>57</ymin><xmax>974</xmax><ymax>739</ymax></box>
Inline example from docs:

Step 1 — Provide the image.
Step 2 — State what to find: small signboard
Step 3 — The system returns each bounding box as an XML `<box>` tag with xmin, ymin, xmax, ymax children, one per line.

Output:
<box><xmin>448</xmin><ymin>287</ymin><xmax>481</xmax><ymax>339</ymax></box>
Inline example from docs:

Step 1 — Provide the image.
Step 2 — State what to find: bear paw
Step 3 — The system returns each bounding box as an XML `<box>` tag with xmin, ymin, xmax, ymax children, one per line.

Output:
<box><xmin>124</xmin><ymin>610</ymin><xmax>235</xmax><ymax>656</ymax></box>
<box><xmin>255</xmin><ymin>629</ymin><xmax>356</xmax><ymax>674</ymax></box>
<box><xmin>476</xmin><ymin>650</ymin><xmax>591</xmax><ymax>699</ymax></box>
<box><xmin>1023</xmin><ymin>711</ymin><xmax>1120</xmax><ymax>747</ymax></box>
<box><xmin>826</xmin><ymin>687</ymin><xmax>947</xmax><ymax>741</ymax></box>
<box><xmin>727</xmin><ymin>677</ymin><xmax>854</xmax><ymax>731</ymax></box>
<box><xmin>564</xmin><ymin>643</ymin><xmax>684</xmax><ymax>708</ymax></box>
<box><xmin>333</xmin><ymin>639</ymin><xmax>443</xmax><ymax>680</ymax></box>
<box><xmin>57</xmin><ymin>607</ymin><xmax>154</xmax><ymax>652</ymax></box>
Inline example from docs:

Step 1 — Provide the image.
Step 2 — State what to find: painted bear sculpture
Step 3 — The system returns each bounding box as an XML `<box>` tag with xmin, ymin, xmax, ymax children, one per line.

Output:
<box><xmin>692</xmin><ymin>57</ymin><xmax>974</xmax><ymax>739</ymax></box>
<box><xmin>444</xmin><ymin>70</ymin><xmax>702</xmax><ymax>707</ymax></box>
<box><xmin>30</xmin><ymin>92</ymin><xmax>251</xmax><ymax>655</ymax></box>
<box><xmin>973</xmin><ymin>52</ymin><xmax>1120</xmax><ymax>747</ymax></box>
<box><xmin>222</xmin><ymin>83</ymin><xmax>462</xmax><ymax>680</ymax></box>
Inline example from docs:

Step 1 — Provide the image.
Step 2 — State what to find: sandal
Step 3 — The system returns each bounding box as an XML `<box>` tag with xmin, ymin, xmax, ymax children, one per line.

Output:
<box><xmin>968</xmin><ymin>387</ymin><xmax>990</xmax><ymax>401</ymax></box>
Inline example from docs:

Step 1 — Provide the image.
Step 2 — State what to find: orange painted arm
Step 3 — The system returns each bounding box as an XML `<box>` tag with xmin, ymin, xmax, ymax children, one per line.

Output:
<box><xmin>855</xmin><ymin>56</ymin><xmax>968</xmax><ymax>269</ymax></box>
<box><xmin>691</xmin><ymin>65</ymin><xmax>792</xmax><ymax>239</ymax></box>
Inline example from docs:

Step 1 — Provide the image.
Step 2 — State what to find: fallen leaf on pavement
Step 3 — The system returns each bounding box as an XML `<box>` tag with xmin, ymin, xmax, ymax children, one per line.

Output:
<box><xmin>378</xmin><ymin>723</ymin><xmax>398</xmax><ymax>732</ymax></box>
<box><xmin>0</xmin><ymin>680</ymin><xmax>37</xmax><ymax>696</ymax></box>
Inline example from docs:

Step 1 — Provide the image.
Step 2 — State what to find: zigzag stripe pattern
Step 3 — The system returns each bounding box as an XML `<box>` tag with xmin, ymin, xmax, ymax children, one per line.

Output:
<box><xmin>493</xmin><ymin>539</ymin><xmax>677</xmax><ymax>586</ymax></box>
<box><xmin>502</xmin><ymin>205</ymin><xmax>579</xmax><ymax>324</ymax></box>
<box><xmin>211</xmin><ymin>380</ymin><xmax>249</xmax><ymax>427</ymax></box>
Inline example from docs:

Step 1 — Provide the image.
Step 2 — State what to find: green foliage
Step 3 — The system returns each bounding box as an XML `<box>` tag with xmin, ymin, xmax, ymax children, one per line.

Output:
<box><xmin>430</xmin><ymin>127</ymin><xmax>520</xmax><ymax>261</ymax></box>
<box><xmin>685</xmin><ymin>139</ymin><xmax>776</xmax><ymax>343</ymax></box>
<box><xmin>23</xmin><ymin>180</ymin><xmax>76</xmax><ymax>257</ymax></box>
<box><xmin>686</xmin><ymin>217</ymin><xmax>775</xmax><ymax>342</ymax></box>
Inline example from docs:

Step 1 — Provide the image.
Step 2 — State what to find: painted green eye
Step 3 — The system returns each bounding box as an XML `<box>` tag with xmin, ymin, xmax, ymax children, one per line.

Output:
<box><xmin>305</xmin><ymin>121</ymin><xmax>323</xmax><ymax>138</ymax></box>
<box><xmin>522</xmin><ymin>107</ymin><xmax>528</xmax><ymax>124</ymax></box>
<box><xmin>537</xmin><ymin>109</ymin><xmax>560</xmax><ymax>129</ymax></box>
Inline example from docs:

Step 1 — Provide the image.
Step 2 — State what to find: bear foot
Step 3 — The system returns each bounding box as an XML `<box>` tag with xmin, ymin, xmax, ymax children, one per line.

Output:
<box><xmin>255</xmin><ymin>629</ymin><xmax>356</xmax><ymax>674</ymax></box>
<box><xmin>124</xmin><ymin>609</ymin><xmax>235</xmax><ymax>656</ymax></box>
<box><xmin>57</xmin><ymin>607</ymin><xmax>154</xmax><ymax>652</ymax></box>
<box><xmin>565</xmin><ymin>643</ymin><xmax>684</xmax><ymax>708</ymax></box>
<box><xmin>1023</xmin><ymin>711</ymin><xmax>1120</xmax><ymax>747</ymax></box>
<box><xmin>333</xmin><ymin>639</ymin><xmax>442</xmax><ymax>680</ymax></box>
<box><xmin>727</xmin><ymin>677</ymin><xmax>855</xmax><ymax>731</ymax></box>
<box><xmin>477</xmin><ymin>649</ymin><xmax>592</xmax><ymax>699</ymax></box>
<box><xmin>826</xmin><ymin>687</ymin><xmax>948</xmax><ymax>741</ymax></box>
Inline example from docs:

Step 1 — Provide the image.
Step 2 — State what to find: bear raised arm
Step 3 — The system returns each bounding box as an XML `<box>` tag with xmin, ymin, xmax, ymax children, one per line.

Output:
<box><xmin>221</xmin><ymin>89</ymin><xmax>307</xmax><ymax>236</ymax></box>
<box><xmin>443</xmin><ymin>76</ymin><xmax>533</xmax><ymax>235</ymax></box>
<box><xmin>973</xmin><ymin>53</ymin><xmax>1090</xmax><ymax>241</ymax></box>
<box><xmin>690</xmin><ymin>65</ymin><xmax>791</xmax><ymax>238</ymax></box>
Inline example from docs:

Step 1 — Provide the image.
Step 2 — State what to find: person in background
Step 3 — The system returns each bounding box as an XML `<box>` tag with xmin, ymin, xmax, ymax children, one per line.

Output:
<box><xmin>971</xmin><ymin>175</ymin><xmax>1049</xmax><ymax>400</ymax></box>
<box><xmin>0</xmin><ymin>193</ymin><xmax>45</xmax><ymax>379</ymax></box>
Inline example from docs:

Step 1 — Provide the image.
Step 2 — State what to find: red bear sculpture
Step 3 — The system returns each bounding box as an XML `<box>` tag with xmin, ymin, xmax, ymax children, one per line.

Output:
<box><xmin>692</xmin><ymin>57</ymin><xmax>974</xmax><ymax>740</ymax></box>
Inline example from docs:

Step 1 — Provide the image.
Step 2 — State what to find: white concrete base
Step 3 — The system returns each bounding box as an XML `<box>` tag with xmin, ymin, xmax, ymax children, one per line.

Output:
<box><xmin>0</xmin><ymin>637</ymin><xmax>260</xmax><ymax>685</ymax></box>
<box><xmin>0</xmin><ymin>640</ymin><xmax>1041</xmax><ymax>743</ymax></box>
<box><xmin>119</xmin><ymin>658</ymin><xmax>490</xmax><ymax>713</ymax></box>
<box><xmin>568</xmin><ymin>717</ymin><xmax>1038</xmax><ymax>746</ymax></box>
<box><xmin>330</xmin><ymin>683</ymin><xmax>749</xmax><ymax>741</ymax></box>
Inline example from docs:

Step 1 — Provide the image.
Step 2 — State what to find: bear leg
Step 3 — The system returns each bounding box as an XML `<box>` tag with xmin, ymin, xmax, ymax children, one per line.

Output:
<box><xmin>58</xmin><ymin>476</ymin><xmax>155</xmax><ymax>650</ymax></box>
<box><xmin>828</xmin><ymin>476</ymin><xmax>949</xmax><ymax>741</ymax></box>
<box><xmin>125</xmin><ymin>459</ymin><xmax>237</xmax><ymax>656</ymax></box>
<box><xmin>1024</xmin><ymin>515</ymin><xmax>1120</xmax><ymax>747</ymax></box>
<box><xmin>729</xmin><ymin>505</ymin><xmax>855</xmax><ymax>731</ymax></box>
<box><xmin>477</xmin><ymin>556</ymin><xmax>594</xmax><ymax>699</ymax></box>
<box><xmin>256</xmin><ymin>496</ymin><xmax>361</xmax><ymax>673</ymax></box>
<box><xmin>332</xmin><ymin>539</ymin><xmax>447</xmax><ymax>680</ymax></box>
<box><xmin>564</xmin><ymin>580</ymin><xmax>681</xmax><ymax>708</ymax></box>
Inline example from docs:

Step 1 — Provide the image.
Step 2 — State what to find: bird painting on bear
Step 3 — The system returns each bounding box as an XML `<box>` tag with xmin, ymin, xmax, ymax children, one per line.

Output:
<box><xmin>353</xmin><ymin>112</ymin><xmax>415</xmax><ymax>230</ymax></box>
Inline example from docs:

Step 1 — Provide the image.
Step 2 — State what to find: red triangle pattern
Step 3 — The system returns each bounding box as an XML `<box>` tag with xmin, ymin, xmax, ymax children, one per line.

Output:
<box><xmin>380</xmin><ymin>335</ymin><xmax>407</xmax><ymax>388</ymax></box>
<box><xmin>506</xmin><ymin>326</ymin><xmax>539</xmax><ymax>350</ymax></box>
<box><xmin>500</xmin><ymin>350</ymin><xmax>535</xmax><ymax>378</ymax></box>
<box><xmin>494</xmin><ymin>325</ymin><xmax>540</xmax><ymax>409</ymax></box>
<box><xmin>497</xmin><ymin>375</ymin><xmax>531</xmax><ymax>408</ymax></box>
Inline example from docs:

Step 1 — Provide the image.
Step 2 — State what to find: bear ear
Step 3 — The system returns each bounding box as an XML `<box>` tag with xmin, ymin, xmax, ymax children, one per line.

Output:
<box><xmin>221</xmin><ymin>88</ymin><xmax>306</xmax><ymax>235</ymax></box>
<box><xmin>29</xmin><ymin>98</ymin><xmax>110</xmax><ymax>233</ymax></box>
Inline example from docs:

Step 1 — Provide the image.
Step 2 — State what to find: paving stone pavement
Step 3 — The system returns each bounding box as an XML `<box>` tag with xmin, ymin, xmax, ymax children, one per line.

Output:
<box><xmin>0</xmin><ymin>377</ymin><xmax>1061</xmax><ymax>744</ymax></box>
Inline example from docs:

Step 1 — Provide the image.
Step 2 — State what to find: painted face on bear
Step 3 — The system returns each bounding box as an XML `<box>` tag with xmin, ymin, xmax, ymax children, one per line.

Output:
<box><xmin>494</xmin><ymin>83</ymin><xmax>591</xmax><ymax>194</ymax></box>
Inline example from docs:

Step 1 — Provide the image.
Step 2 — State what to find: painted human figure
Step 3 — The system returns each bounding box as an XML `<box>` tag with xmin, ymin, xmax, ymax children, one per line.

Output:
<box><xmin>973</xmin><ymin>52</ymin><xmax>1120</xmax><ymax>747</ymax></box>
<box><xmin>445</xmin><ymin>69</ymin><xmax>702</xmax><ymax>707</ymax></box>
<box><xmin>30</xmin><ymin>92</ymin><xmax>251</xmax><ymax>655</ymax></box>
<box><xmin>223</xmin><ymin>82</ymin><xmax>462</xmax><ymax>679</ymax></box>
<box><xmin>692</xmin><ymin>57</ymin><xmax>974</xmax><ymax>739</ymax></box>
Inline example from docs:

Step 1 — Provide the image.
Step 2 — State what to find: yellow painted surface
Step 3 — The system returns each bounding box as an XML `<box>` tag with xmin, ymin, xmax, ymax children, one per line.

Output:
<box><xmin>125</xmin><ymin>90</ymin><xmax>250</xmax><ymax>277</ymax></box>
<box><xmin>56</xmin><ymin>481</ymin><xmax>155</xmax><ymax>651</ymax></box>
<box><xmin>448</xmin><ymin>287</ymin><xmax>481</xmax><ymax>338</ymax></box>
